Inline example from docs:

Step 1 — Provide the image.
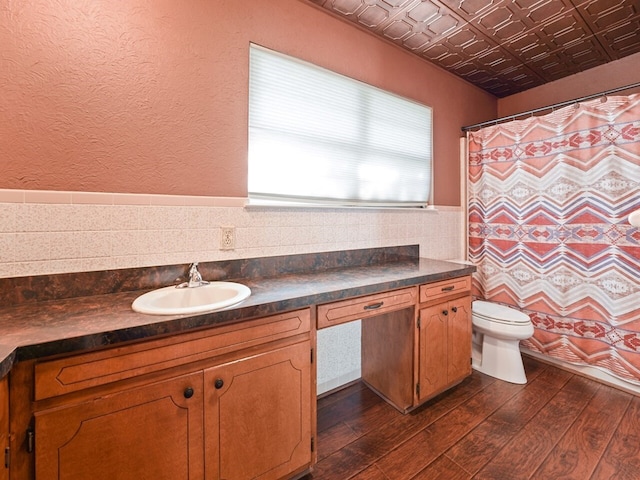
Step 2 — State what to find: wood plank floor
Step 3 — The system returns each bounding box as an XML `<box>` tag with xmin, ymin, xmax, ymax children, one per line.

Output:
<box><xmin>304</xmin><ymin>355</ymin><xmax>640</xmax><ymax>480</ymax></box>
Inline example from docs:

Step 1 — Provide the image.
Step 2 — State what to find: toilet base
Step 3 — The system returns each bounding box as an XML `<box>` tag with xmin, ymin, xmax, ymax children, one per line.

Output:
<box><xmin>472</xmin><ymin>334</ymin><xmax>527</xmax><ymax>384</ymax></box>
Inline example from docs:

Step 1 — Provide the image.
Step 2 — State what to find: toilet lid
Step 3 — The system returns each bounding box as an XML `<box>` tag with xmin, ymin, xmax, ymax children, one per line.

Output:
<box><xmin>473</xmin><ymin>300</ymin><xmax>531</xmax><ymax>325</ymax></box>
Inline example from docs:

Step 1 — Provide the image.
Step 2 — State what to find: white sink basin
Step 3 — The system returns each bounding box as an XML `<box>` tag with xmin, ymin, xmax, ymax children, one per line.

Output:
<box><xmin>132</xmin><ymin>282</ymin><xmax>251</xmax><ymax>315</ymax></box>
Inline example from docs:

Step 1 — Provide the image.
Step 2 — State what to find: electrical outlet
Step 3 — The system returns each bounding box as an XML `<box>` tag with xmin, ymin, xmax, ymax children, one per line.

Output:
<box><xmin>220</xmin><ymin>226</ymin><xmax>235</xmax><ymax>250</ymax></box>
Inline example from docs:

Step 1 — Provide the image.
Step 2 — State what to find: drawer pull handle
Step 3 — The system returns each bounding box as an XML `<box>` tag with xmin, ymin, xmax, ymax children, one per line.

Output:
<box><xmin>442</xmin><ymin>310</ymin><xmax>448</xmax><ymax>316</ymax></box>
<box><xmin>451</xmin><ymin>306</ymin><xmax>458</xmax><ymax>313</ymax></box>
<box><xmin>441</xmin><ymin>286</ymin><xmax>455</xmax><ymax>291</ymax></box>
<box><xmin>214</xmin><ymin>378</ymin><xmax>224</xmax><ymax>389</ymax></box>
<box><xmin>183</xmin><ymin>387</ymin><xmax>194</xmax><ymax>399</ymax></box>
<box><xmin>364</xmin><ymin>302</ymin><xmax>384</xmax><ymax>310</ymax></box>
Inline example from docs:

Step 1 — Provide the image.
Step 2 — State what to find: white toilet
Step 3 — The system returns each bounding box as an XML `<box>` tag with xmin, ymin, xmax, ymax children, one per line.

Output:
<box><xmin>471</xmin><ymin>300</ymin><xmax>534</xmax><ymax>384</ymax></box>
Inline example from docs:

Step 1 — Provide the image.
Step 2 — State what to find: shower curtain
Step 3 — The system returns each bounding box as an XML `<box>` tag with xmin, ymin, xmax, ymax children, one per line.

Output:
<box><xmin>467</xmin><ymin>93</ymin><xmax>640</xmax><ymax>384</ymax></box>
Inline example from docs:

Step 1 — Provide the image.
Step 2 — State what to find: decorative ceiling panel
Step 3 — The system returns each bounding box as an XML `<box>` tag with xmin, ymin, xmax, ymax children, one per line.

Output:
<box><xmin>307</xmin><ymin>0</ymin><xmax>640</xmax><ymax>97</ymax></box>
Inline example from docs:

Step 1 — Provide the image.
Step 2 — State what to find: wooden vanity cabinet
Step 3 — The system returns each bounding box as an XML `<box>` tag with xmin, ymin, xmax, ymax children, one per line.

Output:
<box><xmin>35</xmin><ymin>371</ymin><xmax>205</xmax><ymax>480</ymax></box>
<box><xmin>417</xmin><ymin>279</ymin><xmax>472</xmax><ymax>402</ymax></box>
<box><xmin>1</xmin><ymin>376</ymin><xmax>8</xmax><ymax>480</ymax></box>
<box><xmin>14</xmin><ymin>309</ymin><xmax>313</xmax><ymax>480</ymax></box>
<box><xmin>205</xmin><ymin>341</ymin><xmax>311</xmax><ymax>480</ymax></box>
<box><xmin>318</xmin><ymin>287</ymin><xmax>418</xmax><ymax>412</ymax></box>
<box><xmin>361</xmin><ymin>308</ymin><xmax>415</xmax><ymax>412</ymax></box>
<box><xmin>321</xmin><ymin>278</ymin><xmax>472</xmax><ymax>413</ymax></box>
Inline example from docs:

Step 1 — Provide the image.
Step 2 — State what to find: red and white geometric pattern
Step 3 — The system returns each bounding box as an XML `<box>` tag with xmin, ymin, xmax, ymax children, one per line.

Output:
<box><xmin>468</xmin><ymin>93</ymin><xmax>640</xmax><ymax>384</ymax></box>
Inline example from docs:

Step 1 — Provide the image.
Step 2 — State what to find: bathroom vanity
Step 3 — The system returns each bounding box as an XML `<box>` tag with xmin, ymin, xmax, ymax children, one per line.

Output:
<box><xmin>0</xmin><ymin>247</ymin><xmax>474</xmax><ymax>480</ymax></box>
<box><xmin>318</xmin><ymin>276</ymin><xmax>472</xmax><ymax>413</ymax></box>
<box><xmin>23</xmin><ymin>310</ymin><xmax>312</xmax><ymax>480</ymax></box>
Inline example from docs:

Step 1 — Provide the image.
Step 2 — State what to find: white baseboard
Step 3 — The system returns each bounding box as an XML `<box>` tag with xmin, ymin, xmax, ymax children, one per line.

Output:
<box><xmin>317</xmin><ymin>369</ymin><xmax>361</xmax><ymax>396</ymax></box>
<box><xmin>523</xmin><ymin>348</ymin><xmax>640</xmax><ymax>396</ymax></box>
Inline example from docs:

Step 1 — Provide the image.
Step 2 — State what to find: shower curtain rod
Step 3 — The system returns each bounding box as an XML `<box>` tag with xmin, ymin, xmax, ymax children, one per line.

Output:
<box><xmin>461</xmin><ymin>81</ymin><xmax>640</xmax><ymax>132</ymax></box>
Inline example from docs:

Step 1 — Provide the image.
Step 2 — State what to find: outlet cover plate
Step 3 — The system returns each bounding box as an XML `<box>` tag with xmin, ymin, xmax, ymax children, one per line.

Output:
<box><xmin>220</xmin><ymin>226</ymin><xmax>235</xmax><ymax>250</ymax></box>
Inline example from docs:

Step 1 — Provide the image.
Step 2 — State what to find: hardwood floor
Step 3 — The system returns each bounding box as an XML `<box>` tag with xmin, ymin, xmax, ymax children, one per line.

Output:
<box><xmin>306</xmin><ymin>355</ymin><xmax>640</xmax><ymax>480</ymax></box>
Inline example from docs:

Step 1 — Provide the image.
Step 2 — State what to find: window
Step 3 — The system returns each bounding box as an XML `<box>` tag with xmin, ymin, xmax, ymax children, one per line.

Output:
<box><xmin>248</xmin><ymin>44</ymin><xmax>433</xmax><ymax>207</ymax></box>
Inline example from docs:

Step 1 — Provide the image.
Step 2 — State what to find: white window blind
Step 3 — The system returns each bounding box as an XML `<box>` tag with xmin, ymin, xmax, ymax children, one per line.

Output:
<box><xmin>248</xmin><ymin>44</ymin><xmax>433</xmax><ymax>207</ymax></box>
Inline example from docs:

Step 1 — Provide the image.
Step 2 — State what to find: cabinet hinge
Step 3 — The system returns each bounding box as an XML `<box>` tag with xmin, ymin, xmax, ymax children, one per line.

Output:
<box><xmin>311</xmin><ymin>436</ymin><xmax>315</xmax><ymax>452</ymax></box>
<box><xmin>311</xmin><ymin>348</ymin><xmax>314</xmax><ymax>364</ymax></box>
<box><xmin>26</xmin><ymin>429</ymin><xmax>34</xmax><ymax>454</ymax></box>
<box><xmin>417</xmin><ymin>313</ymin><xmax>421</xmax><ymax>329</ymax></box>
<box><xmin>416</xmin><ymin>383</ymin><xmax>420</xmax><ymax>396</ymax></box>
<box><xmin>4</xmin><ymin>447</ymin><xmax>9</xmax><ymax>469</ymax></box>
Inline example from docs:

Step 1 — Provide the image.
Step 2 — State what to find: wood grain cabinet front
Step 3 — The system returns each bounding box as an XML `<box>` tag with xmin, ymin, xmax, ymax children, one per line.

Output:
<box><xmin>204</xmin><ymin>340</ymin><xmax>312</xmax><ymax>480</ymax></box>
<box><xmin>33</xmin><ymin>340</ymin><xmax>313</xmax><ymax>480</ymax></box>
<box><xmin>419</xmin><ymin>276</ymin><xmax>471</xmax><ymax>304</ymax></box>
<box><xmin>418</xmin><ymin>295</ymin><xmax>472</xmax><ymax>402</ymax></box>
<box><xmin>324</xmin><ymin>277</ymin><xmax>472</xmax><ymax>413</ymax></box>
<box><xmin>317</xmin><ymin>287</ymin><xmax>417</xmax><ymax>329</ymax></box>
<box><xmin>34</xmin><ymin>309</ymin><xmax>310</xmax><ymax>401</ymax></box>
<box><xmin>18</xmin><ymin>309</ymin><xmax>313</xmax><ymax>480</ymax></box>
<box><xmin>35</xmin><ymin>371</ymin><xmax>205</xmax><ymax>480</ymax></box>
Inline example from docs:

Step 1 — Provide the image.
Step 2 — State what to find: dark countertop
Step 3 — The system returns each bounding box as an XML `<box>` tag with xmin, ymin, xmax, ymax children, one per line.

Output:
<box><xmin>0</xmin><ymin>257</ymin><xmax>475</xmax><ymax>379</ymax></box>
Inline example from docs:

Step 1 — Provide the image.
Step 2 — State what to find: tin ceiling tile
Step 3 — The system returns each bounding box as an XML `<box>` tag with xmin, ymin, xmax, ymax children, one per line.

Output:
<box><xmin>305</xmin><ymin>0</ymin><xmax>640</xmax><ymax>97</ymax></box>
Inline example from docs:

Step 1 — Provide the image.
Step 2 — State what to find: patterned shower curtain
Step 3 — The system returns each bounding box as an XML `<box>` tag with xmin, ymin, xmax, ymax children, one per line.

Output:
<box><xmin>467</xmin><ymin>93</ymin><xmax>640</xmax><ymax>384</ymax></box>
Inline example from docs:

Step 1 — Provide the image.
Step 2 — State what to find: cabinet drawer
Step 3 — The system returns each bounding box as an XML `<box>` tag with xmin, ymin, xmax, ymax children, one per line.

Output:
<box><xmin>419</xmin><ymin>276</ymin><xmax>471</xmax><ymax>304</ymax></box>
<box><xmin>317</xmin><ymin>287</ymin><xmax>416</xmax><ymax>329</ymax></box>
<box><xmin>34</xmin><ymin>309</ymin><xmax>310</xmax><ymax>401</ymax></box>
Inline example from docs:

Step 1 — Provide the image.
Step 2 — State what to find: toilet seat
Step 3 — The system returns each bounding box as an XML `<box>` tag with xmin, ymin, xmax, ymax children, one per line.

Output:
<box><xmin>472</xmin><ymin>300</ymin><xmax>530</xmax><ymax>326</ymax></box>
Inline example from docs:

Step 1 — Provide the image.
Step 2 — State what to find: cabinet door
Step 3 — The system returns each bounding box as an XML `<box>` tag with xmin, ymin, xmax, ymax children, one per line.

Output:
<box><xmin>418</xmin><ymin>304</ymin><xmax>449</xmax><ymax>400</ymax></box>
<box><xmin>447</xmin><ymin>296</ymin><xmax>472</xmax><ymax>384</ymax></box>
<box><xmin>205</xmin><ymin>341</ymin><xmax>311</xmax><ymax>480</ymax></box>
<box><xmin>418</xmin><ymin>296</ymin><xmax>472</xmax><ymax>402</ymax></box>
<box><xmin>35</xmin><ymin>371</ymin><xmax>204</xmax><ymax>480</ymax></box>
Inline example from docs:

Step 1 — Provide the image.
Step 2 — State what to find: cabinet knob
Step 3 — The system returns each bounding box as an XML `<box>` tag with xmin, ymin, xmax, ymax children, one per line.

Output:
<box><xmin>214</xmin><ymin>378</ymin><xmax>224</xmax><ymax>389</ymax></box>
<box><xmin>183</xmin><ymin>387</ymin><xmax>194</xmax><ymax>399</ymax></box>
<box><xmin>451</xmin><ymin>306</ymin><xmax>458</xmax><ymax>313</ymax></box>
<box><xmin>442</xmin><ymin>309</ymin><xmax>448</xmax><ymax>316</ymax></box>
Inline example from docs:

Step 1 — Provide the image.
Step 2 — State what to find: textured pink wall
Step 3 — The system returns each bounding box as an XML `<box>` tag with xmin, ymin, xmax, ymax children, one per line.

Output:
<box><xmin>498</xmin><ymin>52</ymin><xmax>640</xmax><ymax>118</ymax></box>
<box><xmin>0</xmin><ymin>0</ymin><xmax>495</xmax><ymax>204</ymax></box>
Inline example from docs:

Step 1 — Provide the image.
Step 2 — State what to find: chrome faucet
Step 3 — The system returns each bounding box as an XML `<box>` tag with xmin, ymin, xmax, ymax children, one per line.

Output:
<box><xmin>177</xmin><ymin>262</ymin><xmax>210</xmax><ymax>288</ymax></box>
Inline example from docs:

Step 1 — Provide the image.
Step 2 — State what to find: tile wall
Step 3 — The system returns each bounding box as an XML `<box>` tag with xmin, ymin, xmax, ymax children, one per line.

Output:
<box><xmin>0</xmin><ymin>190</ymin><xmax>466</xmax><ymax>279</ymax></box>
